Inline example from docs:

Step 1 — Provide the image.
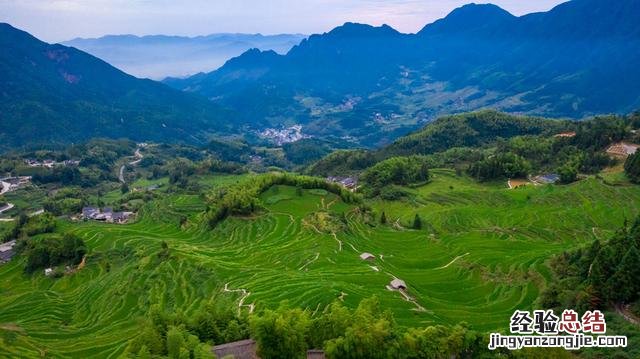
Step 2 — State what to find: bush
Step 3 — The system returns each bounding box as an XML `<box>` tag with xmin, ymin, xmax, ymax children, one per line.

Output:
<box><xmin>557</xmin><ymin>164</ymin><xmax>578</xmax><ymax>184</ymax></box>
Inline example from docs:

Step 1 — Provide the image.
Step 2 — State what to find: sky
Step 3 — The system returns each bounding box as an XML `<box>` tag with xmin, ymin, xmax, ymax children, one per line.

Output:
<box><xmin>0</xmin><ymin>0</ymin><xmax>567</xmax><ymax>43</ymax></box>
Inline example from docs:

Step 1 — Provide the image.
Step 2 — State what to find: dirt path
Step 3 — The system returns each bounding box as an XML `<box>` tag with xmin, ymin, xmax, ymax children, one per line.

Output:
<box><xmin>299</xmin><ymin>252</ymin><xmax>320</xmax><ymax>271</ymax></box>
<box><xmin>384</xmin><ymin>273</ymin><xmax>426</xmax><ymax>312</ymax></box>
<box><xmin>615</xmin><ymin>303</ymin><xmax>640</xmax><ymax>326</ymax></box>
<box><xmin>223</xmin><ymin>283</ymin><xmax>255</xmax><ymax>314</ymax></box>
<box><xmin>393</xmin><ymin>218</ymin><xmax>406</xmax><ymax>231</ymax></box>
<box><xmin>436</xmin><ymin>253</ymin><xmax>470</xmax><ymax>270</ymax></box>
<box><xmin>332</xmin><ymin>232</ymin><xmax>342</xmax><ymax>251</ymax></box>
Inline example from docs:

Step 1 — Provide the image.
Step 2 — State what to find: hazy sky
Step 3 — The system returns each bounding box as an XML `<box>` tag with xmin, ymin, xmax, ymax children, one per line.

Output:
<box><xmin>1</xmin><ymin>0</ymin><xmax>567</xmax><ymax>43</ymax></box>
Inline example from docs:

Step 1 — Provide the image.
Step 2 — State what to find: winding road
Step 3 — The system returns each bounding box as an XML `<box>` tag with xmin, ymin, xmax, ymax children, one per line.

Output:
<box><xmin>119</xmin><ymin>146</ymin><xmax>144</xmax><ymax>184</ymax></box>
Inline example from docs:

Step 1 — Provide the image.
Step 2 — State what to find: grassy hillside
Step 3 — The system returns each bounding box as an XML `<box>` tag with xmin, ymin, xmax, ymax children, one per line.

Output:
<box><xmin>1</xmin><ymin>170</ymin><xmax>639</xmax><ymax>357</ymax></box>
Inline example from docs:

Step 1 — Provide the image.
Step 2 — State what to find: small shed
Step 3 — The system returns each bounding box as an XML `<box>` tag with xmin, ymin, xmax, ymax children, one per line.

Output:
<box><xmin>44</xmin><ymin>268</ymin><xmax>54</xmax><ymax>276</ymax></box>
<box><xmin>390</xmin><ymin>278</ymin><xmax>407</xmax><ymax>290</ymax></box>
<box><xmin>360</xmin><ymin>252</ymin><xmax>376</xmax><ymax>261</ymax></box>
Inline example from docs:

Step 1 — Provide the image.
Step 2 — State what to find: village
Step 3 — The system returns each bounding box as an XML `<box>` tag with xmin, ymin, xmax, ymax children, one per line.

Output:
<box><xmin>259</xmin><ymin>124</ymin><xmax>310</xmax><ymax>145</ymax></box>
<box><xmin>80</xmin><ymin>206</ymin><xmax>134</xmax><ymax>224</ymax></box>
<box><xmin>325</xmin><ymin>176</ymin><xmax>358</xmax><ymax>191</ymax></box>
<box><xmin>24</xmin><ymin>159</ymin><xmax>80</xmax><ymax>168</ymax></box>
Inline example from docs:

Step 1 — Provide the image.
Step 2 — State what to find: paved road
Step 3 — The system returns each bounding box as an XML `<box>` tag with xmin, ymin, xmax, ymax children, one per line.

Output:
<box><xmin>0</xmin><ymin>181</ymin><xmax>11</xmax><ymax>195</ymax></box>
<box><xmin>119</xmin><ymin>165</ymin><xmax>127</xmax><ymax>183</ymax></box>
<box><xmin>118</xmin><ymin>147</ymin><xmax>144</xmax><ymax>184</ymax></box>
<box><xmin>0</xmin><ymin>203</ymin><xmax>14</xmax><ymax>214</ymax></box>
<box><xmin>615</xmin><ymin>303</ymin><xmax>640</xmax><ymax>326</ymax></box>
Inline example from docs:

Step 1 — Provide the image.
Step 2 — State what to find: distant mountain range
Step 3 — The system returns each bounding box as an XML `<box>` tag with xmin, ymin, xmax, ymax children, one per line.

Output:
<box><xmin>1</xmin><ymin>0</ymin><xmax>639</xmax><ymax>150</ymax></box>
<box><xmin>0</xmin><ymin>23</ymin><xmax>232</xmax><ymax>149</ymax></box>
<box><xmin>166</xmin><ymin>0</ymin><xmax>640</xmax><ymax>147</ymax></box>
<box><xmin>62</xmin><ymin>33</ymin><xmax>306</xmax><ymax>79</ymax></box>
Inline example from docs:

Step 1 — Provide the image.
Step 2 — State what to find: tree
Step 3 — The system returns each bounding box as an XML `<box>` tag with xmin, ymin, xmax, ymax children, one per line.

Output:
<box><xmin>413</xmin><ymin>214</ymin><xmax>422</xmax><ymax>230</ymax></box>
<box><xmin>608</xmin><ymin>245</ymin><xmax>640</xmax><ymax>303</ymax></box>
<box><xmin>624</xmin><ymin>152</ymin><xmax>640</xmax><ymax>183</ymax></box>
<box><xmin>558</xmin><ymin>164</ymin><xmax>578</xmax><ymax>184</ymax></box>
<box><xmin>167</xmin><ymin>326</ymin><xmax>185</xmax><ymax>359</ymax></box>
<box><xmin>121</xmin><ymin>183</ymin><xmax>130</xmax><ymax>194</ymax></box>
<box><xmin>250</xmin><ymin>305</ymin><xmax>311</xmax><ymax>359</ymax></box>
<box><xmin>137</xmin><ymin>345</ymin><xmax>151</xmax><ymax>359</ymax></box>
<box><xmin>380</xmin><ymin>211</ymin><xmax>387</xmax><ymax>225</ymax></box>
<box><xmin>324</xmin><ymin>297</ymin><xmax>399</xmax><ymax>359</ymax></box>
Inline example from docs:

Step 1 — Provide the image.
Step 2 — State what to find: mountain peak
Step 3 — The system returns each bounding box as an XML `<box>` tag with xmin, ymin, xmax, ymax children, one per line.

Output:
<box><xmin>222</xmin><ymin>48</ymin><xmax>281</xmax><ymax>69</ymax></box>
<box><xmin>419</xmin><ymin>3</ymin><xmax>515</xmax><ymax>35</ymax></box>
<box><xmin>327</xmin><ymin>22</ymin><xmax>401</xmax><ymax>38</ymax></box>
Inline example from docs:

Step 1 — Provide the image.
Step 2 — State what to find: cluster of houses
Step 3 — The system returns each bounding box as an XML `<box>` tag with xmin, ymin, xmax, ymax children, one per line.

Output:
<box><xmin>0</xmin><ymin>240</ymin><xmax>16</xmax><ymax>264</ymax></box>
<box><xmin>259</xmin><ymin>125</ymin><xmax>310</xmax><ymax>145</ymax></box>
<box><xmin>24</xmin><ymin>159</ymin><xmax>80</xmax><ymax>168</ymax></box>
<box><xmin>82</xmin><ymin>207</ymin><xmax>134</xmax><ymax>224</ymax></box>
<box><xmin>326</xmin><ymin>176</ymin><xmax>358</xmax><ymax>190</ymax></box>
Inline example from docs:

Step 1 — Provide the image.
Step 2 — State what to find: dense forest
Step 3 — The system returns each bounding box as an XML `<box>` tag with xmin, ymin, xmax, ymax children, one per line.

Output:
<box><xmin>127</xmin><ymin>294</ymin><xmax>569</xmax><ymax>359</ymax></box>
<box><xmin>309</xmin><ymin>111</ymin><xmax>640</xmax><ymax>186</ymax></box>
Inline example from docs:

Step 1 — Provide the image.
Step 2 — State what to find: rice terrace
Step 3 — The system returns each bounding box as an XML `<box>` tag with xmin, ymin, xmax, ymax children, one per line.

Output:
<box><xmin>1</xmin><ymin>168</ymin><xmax>639</xmax><ymax>357</ymax></box>
<box><xmin>2</xmin><ymin>0</ymin><xmax>640</xmax><ymax>357</ymax></box>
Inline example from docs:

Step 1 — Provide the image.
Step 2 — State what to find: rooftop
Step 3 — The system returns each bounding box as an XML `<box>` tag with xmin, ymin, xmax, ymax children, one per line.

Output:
<box><xmin>213</xmin><ymin>339</ymin><xmax>259</xmax><ymax>359</ymax></box>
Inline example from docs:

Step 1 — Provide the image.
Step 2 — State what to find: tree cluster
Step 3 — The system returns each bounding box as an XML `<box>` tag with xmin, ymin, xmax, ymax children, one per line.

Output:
<box><xmin>540</xmin><ymin>217</ymin><xmax>640</xmax><ymax>312</ymax></box>
<box><xmin>126</xmin><ymin>300</ymin><xmax>248</xmax><ymax>359</ymax></box>
<box><xmin>23</xmin><ymin>233</ymin><xmax>87</xmax><ymax>273</ymax></box>
<box><xmin>625</xmin><ymin>152</ymin><xmax>640</xmax><ymax>183</ymax></box>
<box><xmin>360</xmin><ymin>156</ymin><xmax>430</xmax><ymax>195</ymax></box>
<box><xmin>467</xmin><ymin>153</ymin><xmax>531</xmax><ymax>182</ymax></box>
<box><xmin>205</xmin><ymin>173</ymin><xmax>361</xmax><ymax>228</ymax></box>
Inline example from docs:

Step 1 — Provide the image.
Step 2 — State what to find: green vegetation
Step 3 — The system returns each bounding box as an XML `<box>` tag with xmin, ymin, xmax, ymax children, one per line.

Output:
<box><xmin>307</xmin><ymin>150</ymin><xmax>376</xmax><ymax>177</ymax></box>
<box><xmin>205</xmin><ymin>173</ymin><xmax>361</xmax><ymax>228</ymax></box>
<box><xmin>23</xmin><ymin>233</ymin><xmax>87</xmax><ymax>274</ymax></box>
<box><xmin>360</xmin><ymin>156</ymin><xmax>430</xmax><ymax>195</ymax></box>
<box><xmin>625</xmin><ymin>152</ymin><xmax>640</xmax><ymax>183</ymax></box>
<box><xmin>468</xmin><ymin>153</ymin><xmax>530</xmax><ymax>182</ymax></box>
<box><xmin>540</xmin><ymin>218</ymin><xmax>640</xmax><ymax>358</ymax></box>
<box><xmin>380</xmin><ymin>110</ymin><xmax>569</xmax><ymax>158</ymax></box>
<box><xmin>1</xmin><ymin>212</ymin><xmax>55</xmax><ymax>243</ymax></box>
<box><xmin>0</xmin><ymin>169</ymin><xmax>638</xmax><ymax>357</ymax></box>
<box><xmin>309</xmin><ymin>111</ymin><xmax>638</xmax><ymax>185</ymax></box>
<box><xmin>0</xmin><ymin>110</ymin><xmax>639</xmax><ymax>358</ymax></box>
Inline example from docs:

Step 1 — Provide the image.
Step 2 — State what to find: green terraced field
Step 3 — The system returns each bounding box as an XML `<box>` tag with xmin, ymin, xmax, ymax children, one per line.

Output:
<box><xmin>1</xmin><ymin>170</ymin><xmax>639</xmax><ymax>357</ymax></box>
